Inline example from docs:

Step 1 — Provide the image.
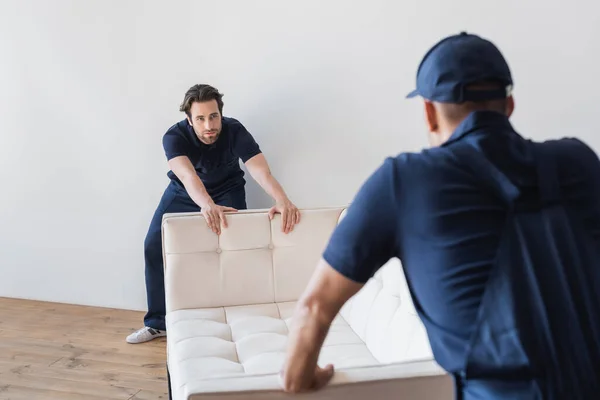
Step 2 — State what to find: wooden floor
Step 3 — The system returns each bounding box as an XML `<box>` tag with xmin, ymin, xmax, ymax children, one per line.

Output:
<box><xmin>0</xmin><ymin>297</ymin><xmax>169</xmax><ymax>400</ymax></box>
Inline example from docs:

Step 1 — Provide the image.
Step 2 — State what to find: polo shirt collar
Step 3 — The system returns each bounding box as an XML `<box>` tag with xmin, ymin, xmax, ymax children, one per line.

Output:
<box><xmin>443</xmin><ymin>110</ymin><xmax>515</xmax><ymax>146</ymax></box>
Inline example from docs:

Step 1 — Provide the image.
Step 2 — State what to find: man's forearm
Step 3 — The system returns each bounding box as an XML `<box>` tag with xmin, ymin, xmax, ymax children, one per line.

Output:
<box><xmin>282</xmin><ymin>301</ymin><xmax>331</xmax><ymax>390</ymax></box>
<box><xmin>168</xmin><ymin>156</ymin><xmax>214</xmax><ymax>209</ymax></box>
<box><xmin>255</xmin><ymin>172</ymin><xmax>289</xmax><ymax>204</ymax></box>
<box><xmin>282</xmin><ymin>261</ymin><xmax>364</xmax><ymax>392</ymax></box>
<box><xmin>181</xmin><ymin>175</ymin><xmax>213</xmax><ymax>208</ymax></box>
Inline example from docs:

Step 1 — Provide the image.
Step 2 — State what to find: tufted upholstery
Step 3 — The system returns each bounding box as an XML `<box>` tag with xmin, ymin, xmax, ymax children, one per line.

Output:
<box><xmin>163</xmin><ymin>207</ymin><xmax>452</xmax><ymax>399</ymax></box>
<box><xmin>339</xmin><ymin>258</ymin><xmax>434</xmax><ymax>365</ymax></box>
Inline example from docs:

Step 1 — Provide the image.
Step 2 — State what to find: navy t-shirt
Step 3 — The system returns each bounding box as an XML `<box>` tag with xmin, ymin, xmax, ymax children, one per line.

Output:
<box><xmin>322</xmin><ymin>110</ymin><xmax>600</xmax><ymax>373</ymax></box>
<box><xmin>162</xmin><ymin>117</ymin><xmax>261</xmax><ymax>198</ymax></box>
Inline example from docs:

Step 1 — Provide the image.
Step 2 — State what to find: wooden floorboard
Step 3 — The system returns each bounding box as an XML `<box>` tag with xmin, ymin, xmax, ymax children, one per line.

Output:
<box><xmin>0</xmin><ymin>297</ymin><xmax>168</xmax><ymax>400</ymax></box>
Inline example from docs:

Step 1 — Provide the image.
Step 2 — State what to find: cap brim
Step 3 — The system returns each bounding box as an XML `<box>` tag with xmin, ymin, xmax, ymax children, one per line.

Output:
<box><xmin>406</xmin><ymin>89</ymin><xmax>420</xmax><ymax>98</ymax></box>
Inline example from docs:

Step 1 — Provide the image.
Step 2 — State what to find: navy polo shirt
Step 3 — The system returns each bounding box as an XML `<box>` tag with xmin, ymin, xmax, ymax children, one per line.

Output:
<box><xmin>162</xmin><ymin>117</ymin><xmax>261</xmax><ymax>198</ymax></box>
<box><xmin>323</xmin><ymin>110</ymin><xmax>600</xmax><ymax>373</ymax></box>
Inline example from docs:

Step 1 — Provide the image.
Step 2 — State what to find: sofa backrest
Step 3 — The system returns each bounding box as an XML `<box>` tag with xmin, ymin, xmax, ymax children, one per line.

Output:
<box><xmin>339</xmin><ymin>257</ymin><xmax>434</xmax><ymax>363</ymax></box>
<box><xmin>162</xmin><ymin>207</ymin><xmax>344</xmax><ymax>312</ymax></box>
<box><xmin>162</xmin><ymin>207</ymin><xmax>433</xmax><ymax>364</ymax></box>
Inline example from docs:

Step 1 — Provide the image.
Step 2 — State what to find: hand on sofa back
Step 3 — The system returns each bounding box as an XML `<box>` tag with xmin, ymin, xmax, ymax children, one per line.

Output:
<box><xmin>162</xmin><ymin>208</ymin><xmax>345</xmax><ymax>312</ymax></box>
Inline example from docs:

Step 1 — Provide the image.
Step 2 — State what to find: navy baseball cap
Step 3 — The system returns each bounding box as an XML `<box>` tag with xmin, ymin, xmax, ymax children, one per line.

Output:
<box><xmin>406</xmin><ymin>32</ymin><xmax>513</xmax><ymax>103</ymax></box>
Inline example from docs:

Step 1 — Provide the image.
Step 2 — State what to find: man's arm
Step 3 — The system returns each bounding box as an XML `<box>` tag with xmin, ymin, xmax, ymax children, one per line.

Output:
<box><xmin>245</xmin><ymin>153</ymin><xmax>300</xmax><ymax>233</ymax></box>
<box><xmin>281</xmin><ymin>157</ymin><xmax>400</xmax><ymax>392</ymax></box>
<box><xmin>168</xmin><ymin>156</ymin><xmax>212</xmax><ymax>207</ymax></box>
<box><xmin>281</xmin><ymin>259</ymin><xmax>363</xmax><ymax>393</ymax></box>
<box><xmin>168</xmin><ymin>156</ymin><xmax>236</xmax><ymax>234</ymax></box>
<box><xmin>245</xmin><ymin>153</ymin><xmax>289</xmax><ymax>204</ymax></box>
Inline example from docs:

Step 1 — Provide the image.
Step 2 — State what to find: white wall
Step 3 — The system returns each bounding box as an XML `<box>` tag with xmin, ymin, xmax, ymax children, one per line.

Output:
<box><xmin>1</xmin><ymin>0</ymin><xmax>598</xmax><ymax>311</ymax></box>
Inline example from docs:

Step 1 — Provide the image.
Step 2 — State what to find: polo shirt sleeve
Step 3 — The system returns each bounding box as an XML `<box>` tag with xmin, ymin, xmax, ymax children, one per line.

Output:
<box><xmin>323</xmin><ymin>158</ymin><xmax>400</xmax><ymax>283</ymax></box>
<box><xmin>231</xmin><ymin>121</ymin><xmax>262</xmax><ymax>163</ymax></box>
<box><xmin>162</xmin><ymin>130</ymin><xmax>189</xmax><ymax>161</ymax></box>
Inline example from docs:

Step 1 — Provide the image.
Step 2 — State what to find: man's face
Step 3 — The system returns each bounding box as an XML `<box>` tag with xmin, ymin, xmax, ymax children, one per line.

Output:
<box><xmin>187</xmin><ymin>100</ymin><xmax>222</xmax><ymax>144</ymax></box>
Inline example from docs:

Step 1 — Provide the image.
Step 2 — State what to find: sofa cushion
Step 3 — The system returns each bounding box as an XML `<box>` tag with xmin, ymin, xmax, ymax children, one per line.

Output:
<box><xmin>166</xmin><ymin>301</ymin><xmax>381</xmax><ymax>388</ymax></box>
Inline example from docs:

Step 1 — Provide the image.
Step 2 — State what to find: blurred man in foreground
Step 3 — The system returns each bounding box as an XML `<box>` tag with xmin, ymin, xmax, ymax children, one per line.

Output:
<box><xmin>281</xmin><ymin>32</ymin><xmax>600</xmax><ymax>399</ymax></box>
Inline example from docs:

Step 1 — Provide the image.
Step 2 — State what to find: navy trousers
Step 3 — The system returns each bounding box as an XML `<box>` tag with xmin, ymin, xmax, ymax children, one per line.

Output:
<box><xmin>143</xmin><ymin>181</ymin><xmax>247</xmax><ymax>330</ymax></box>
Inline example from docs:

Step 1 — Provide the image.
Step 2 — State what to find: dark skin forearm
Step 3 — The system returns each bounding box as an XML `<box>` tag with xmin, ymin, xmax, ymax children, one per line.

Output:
<box><xmin>281</xmin><ymin>259</ymin><xmax>364</xmax><ymax>393</ymax></box>
<box><xmin>282</xmin><ymin>299</ymin><xmax>332</xmax><ymax>391</ymax></box>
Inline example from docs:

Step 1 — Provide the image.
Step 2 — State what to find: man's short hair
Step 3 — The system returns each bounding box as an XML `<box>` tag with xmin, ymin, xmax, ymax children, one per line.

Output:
<box><xmin>180</xmin><ymin>84</ymin><xmax>224</xmax><ymax>117</ymax></box>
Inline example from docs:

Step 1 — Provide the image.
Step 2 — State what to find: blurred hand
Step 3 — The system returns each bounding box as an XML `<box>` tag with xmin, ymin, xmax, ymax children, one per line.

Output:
<box><xmin>268</xmin><ymin>200</ymin><xmax>301</xmax><ymax>233</ymax></box>
<box><xmin>280</xmin><ymin>364</ymin><xmax>334</xmax><ymax>393</ymax></box>
<box><xmin>201</xmin><ymin>201</ymin><xmax>238</xmax><ymax>234</ymax></box>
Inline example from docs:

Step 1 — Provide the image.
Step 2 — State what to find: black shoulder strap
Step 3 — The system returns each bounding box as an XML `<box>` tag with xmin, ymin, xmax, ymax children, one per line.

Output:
<box><xmin>533</xmin><ymin>143</ymin><xmax>560</xmax><ymax>206</ymax></box>
<box><xmin>451</xmin><ymin>143</ymin><xmax>521</xmax><ymax>209</ymax></box>
<box><xmin>453</xmin><ymin>141</ymin><xmax>561</xmax><ymax>211</ymax></box>
<box><xmin>455</xmin><ymin>140</ymin><xmax>600</xmax><ymax>397</ymax></box>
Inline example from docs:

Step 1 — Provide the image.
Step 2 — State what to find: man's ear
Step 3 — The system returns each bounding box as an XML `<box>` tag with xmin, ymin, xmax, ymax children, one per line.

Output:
<box><xmin>424</xmin><ymin>100</ymin><xmax>439</xmax><ymax>133</ymax></box>
<box><xmin>187</xmin><ymin>116</ymin><xmax>193</xmax><ymax>126</ymax></box>
<box><xmin>506</xmin><ymin>96</ymin><xmax>515</xmax><ymax>118</ymax></box>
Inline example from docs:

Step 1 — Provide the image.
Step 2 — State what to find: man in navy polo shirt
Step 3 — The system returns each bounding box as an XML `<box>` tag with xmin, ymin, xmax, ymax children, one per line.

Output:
<box><xmin>281</xmin><ymin>33</ymin><xmax>600</xmax><ymax>398</ymax></box>
<box><xmin>127</xmin><ymin>84</ymin><xmax>301</xmax><ymax>344</ymax></box>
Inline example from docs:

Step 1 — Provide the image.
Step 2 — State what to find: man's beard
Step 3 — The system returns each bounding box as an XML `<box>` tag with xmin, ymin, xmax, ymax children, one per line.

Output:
<box><xmin>199</xmin><ymin>129</ymin><xmax>220</xmax><ymax>144</ymax></box>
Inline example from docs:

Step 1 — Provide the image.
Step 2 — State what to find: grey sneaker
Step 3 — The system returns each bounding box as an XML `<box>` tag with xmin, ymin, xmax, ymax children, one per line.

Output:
<box><xmin>126</xmin><ymin>326</ymin><xmax>166</xmax><ymax>344</ymax></box>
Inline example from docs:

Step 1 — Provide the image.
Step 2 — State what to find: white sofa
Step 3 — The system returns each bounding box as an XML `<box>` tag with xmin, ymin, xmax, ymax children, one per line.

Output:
<box><xmin>162</xmin><ymin>207</ymin><xmax>453</xmax><ymax>399</ymax></box>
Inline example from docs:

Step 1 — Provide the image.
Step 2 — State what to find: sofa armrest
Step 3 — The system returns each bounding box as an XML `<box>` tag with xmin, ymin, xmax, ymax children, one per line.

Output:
<box><xmin>178</xmin><ymin>359</ymin><xmax>451</xmax><ymax>399</ymax></box>
<box><xmin>162</xmin><ymin>207</ymin><xmax>346</xmax><ymax>313</ymax></box>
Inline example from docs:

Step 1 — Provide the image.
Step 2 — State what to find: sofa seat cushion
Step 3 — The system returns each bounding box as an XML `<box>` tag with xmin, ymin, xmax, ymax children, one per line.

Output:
<box><xmin>166</xmin><ymin>301</ymin><xmax>381</xmax><ymax>389</ymax></box>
